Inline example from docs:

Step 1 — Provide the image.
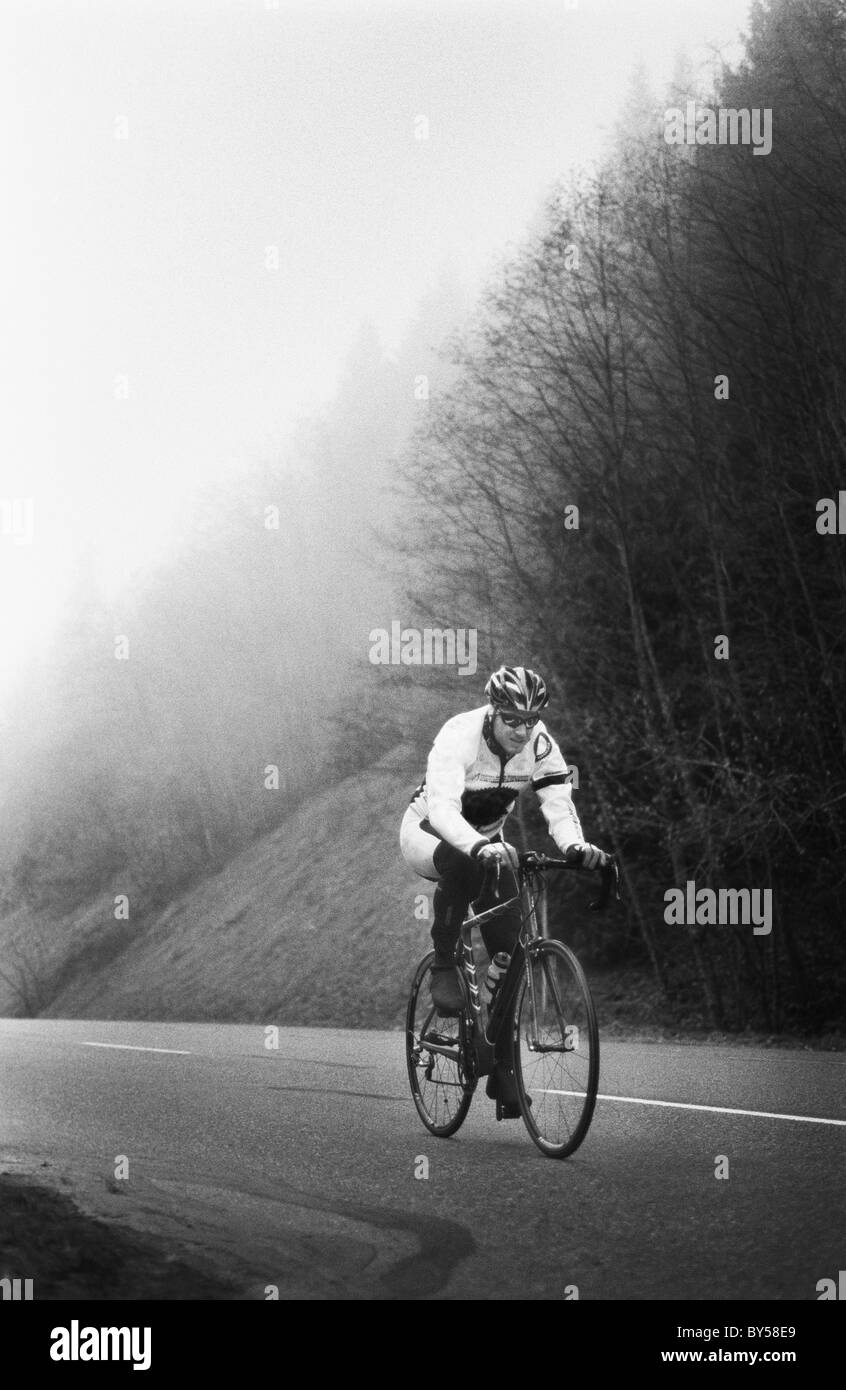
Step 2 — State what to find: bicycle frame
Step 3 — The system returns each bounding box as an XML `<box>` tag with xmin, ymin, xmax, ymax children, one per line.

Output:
<box><xmin>460</xmin><ymin>850</ymin><xmax>544</xmax><ymax>1054</ymax></box>
<box><xmin>406</xmin><ymin>889</ymin><xmax>523</xmax><ymax>1082</ymax></box>
<box><xmin>459</xmin><ymin>847</ymin><xmax>619</xmax><ymax>1057</ymax></box>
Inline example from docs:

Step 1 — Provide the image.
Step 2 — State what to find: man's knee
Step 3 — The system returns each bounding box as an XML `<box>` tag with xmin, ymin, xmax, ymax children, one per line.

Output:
<box><xmin>432</xmin><ymin>881</ymin><xmax>471</xmax><ymax>934</ymax></box>
<box><xmin>430</xmin><ymin>858</ymin><xmax>481</xmax><ymax>951</ymax></box>
<box><xmin>432</xmin><ymin>839</ymin><xmax>484</xmax><ymax>896</ymax></box>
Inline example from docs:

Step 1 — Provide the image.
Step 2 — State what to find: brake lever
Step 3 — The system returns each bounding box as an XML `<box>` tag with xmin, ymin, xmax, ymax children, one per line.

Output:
<box><xmin>477</xmin><ymin>854</ymin><xmax>502</xmax><ymax>896</ymax></box>
<box><xmin>590</xmin><ymin>856</ymin><xmax>621</xmax><ymax>911</ymax></box>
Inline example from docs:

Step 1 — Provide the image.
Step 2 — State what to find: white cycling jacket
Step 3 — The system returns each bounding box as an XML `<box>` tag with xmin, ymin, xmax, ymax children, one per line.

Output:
<box><xmin>407</xmin><ymin>705</ymin><xmax>585</xmax><ymax>857</ymax></box>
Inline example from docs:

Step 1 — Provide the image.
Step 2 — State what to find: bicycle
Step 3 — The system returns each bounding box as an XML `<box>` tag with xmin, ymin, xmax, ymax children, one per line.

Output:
<box><xmin>405</xmin><ymin>845</ymin><xmax>621</xmax><ymax>1159</ymax></box>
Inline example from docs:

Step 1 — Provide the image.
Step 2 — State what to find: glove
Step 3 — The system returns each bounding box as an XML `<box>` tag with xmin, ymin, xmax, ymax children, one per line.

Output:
<box><xmin>568</xmin><ymin>842</ymin><xmax>607</xmax><ymax>870</ymax></box>
<box><xmin>476</xmin><ymin>842</ymin><xmax>508</xmax><ymax>864</ymax></box>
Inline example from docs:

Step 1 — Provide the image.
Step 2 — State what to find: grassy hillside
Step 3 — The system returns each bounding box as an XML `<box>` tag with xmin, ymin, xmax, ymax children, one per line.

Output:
<box><xmin>0</xmin><ymin>745</ymin><xmax>431</xmax><ymax>1027</ymax></box>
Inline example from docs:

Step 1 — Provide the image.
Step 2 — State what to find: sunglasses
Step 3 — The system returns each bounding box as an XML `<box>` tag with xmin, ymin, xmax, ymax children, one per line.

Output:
<box><xmin>497</xmin><ymin>711</ymin><xmax>542</xmax><ymax>729</ymax></box>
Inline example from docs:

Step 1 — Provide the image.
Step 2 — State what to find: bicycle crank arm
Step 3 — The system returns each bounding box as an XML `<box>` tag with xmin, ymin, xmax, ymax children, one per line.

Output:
<box><xmin>416</xmin><ymin>1040</ymin><xmax>462</xmax><ymax>1062</ymax></box>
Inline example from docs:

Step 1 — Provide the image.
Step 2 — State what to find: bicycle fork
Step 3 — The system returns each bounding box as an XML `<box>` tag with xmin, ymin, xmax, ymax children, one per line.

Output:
<box><xmin>524</xmin><ymin>946</ymin><xmax>574</xmax><ymax>1054</ymax></box>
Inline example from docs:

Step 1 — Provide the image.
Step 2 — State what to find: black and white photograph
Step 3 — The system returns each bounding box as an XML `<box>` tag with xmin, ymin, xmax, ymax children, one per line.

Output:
<box><xmin>1</xmin><ymin>0</ymin><xmax>844</xmax><ymax>1357</ymax></box>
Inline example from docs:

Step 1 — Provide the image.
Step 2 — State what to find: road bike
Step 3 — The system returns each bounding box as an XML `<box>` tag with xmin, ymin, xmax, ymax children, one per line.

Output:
<box><xmin>405</xmin><ymin>845</ymin><xmax>621</xmax><ymax>1159</ymax></box>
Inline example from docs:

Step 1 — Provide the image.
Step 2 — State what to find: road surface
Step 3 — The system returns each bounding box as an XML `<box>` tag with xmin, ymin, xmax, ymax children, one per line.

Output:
<box><xmin>1</xmin><ymin>1019</ymin><xmax>843</xmax><ymax>1299</ymax></box>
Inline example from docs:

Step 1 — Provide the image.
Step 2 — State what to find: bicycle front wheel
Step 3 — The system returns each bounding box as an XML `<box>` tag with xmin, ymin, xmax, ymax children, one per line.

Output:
<box><xmin>405</xmin><ymin>951</ymin><xmax>476</xmax><ymax>1138</ymax></box>
<box><xmin>512</xmin><ymin>939</ymin><xmax>599</xmax><ymax>1158</ymax></box>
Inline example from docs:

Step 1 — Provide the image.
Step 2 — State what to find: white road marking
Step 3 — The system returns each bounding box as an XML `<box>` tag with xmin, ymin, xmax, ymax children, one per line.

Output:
<box><xmin>539</xmin><ymin>1090</ymin><xmax>846</xmax><ymax>1126</ymax></box>
<box><xmin>80</xmin><ymin>1042</ymin><xmax>193</xmax><ymax>1056</ymax></box>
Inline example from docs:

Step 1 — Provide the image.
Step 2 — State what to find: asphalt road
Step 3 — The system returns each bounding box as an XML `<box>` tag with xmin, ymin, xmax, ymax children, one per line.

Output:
<box><xmin>1</xmin><ymin>1018</ymin><xmax>843</xmax><ymax>1300</ymax></box>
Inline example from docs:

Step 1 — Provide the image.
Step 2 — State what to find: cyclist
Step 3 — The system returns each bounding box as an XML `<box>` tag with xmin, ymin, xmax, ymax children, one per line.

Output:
<box><xmin>400</xmin><ymin>664</ymin><xmax>609</xmax><ymax>1117</ymax></box>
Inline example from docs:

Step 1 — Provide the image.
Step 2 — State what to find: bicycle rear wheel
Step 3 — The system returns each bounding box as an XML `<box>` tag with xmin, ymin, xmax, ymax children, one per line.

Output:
<box><xmin>512</xmin><ymin>939</ymin><xmax>599</xmax><ymax>1158</ymax></box>
<box><xmin>405</xmin><ymin>951</ymin><xmax>476</xmax><ymax>1137</ymax></box>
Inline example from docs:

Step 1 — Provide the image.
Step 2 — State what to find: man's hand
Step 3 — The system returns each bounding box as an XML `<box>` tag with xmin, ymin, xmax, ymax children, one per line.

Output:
<box><xmin>476</xmin><ymin>842</ymin><xmax>509</xmax><ymax>865</ymax></box>
<box><xmin>475</xmin><ymin>842</ymin><xmax>513</xmax><ymax>886</ymax></box>
<box><xmin>568</xmin><ymin>842</ymin><xmax>608</xmax><ymax>870</ymax></box>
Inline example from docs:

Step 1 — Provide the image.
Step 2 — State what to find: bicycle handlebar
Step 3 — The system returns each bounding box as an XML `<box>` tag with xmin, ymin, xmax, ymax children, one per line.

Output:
<box><xmin>518</xmin><ymin>848</ymin><xmax>622</xmax><ymax>911</ymax></box>
<box><xmin>475</xmin><ymin>845</ymin><xmax>622</xmax><ymax>913</ymax></box>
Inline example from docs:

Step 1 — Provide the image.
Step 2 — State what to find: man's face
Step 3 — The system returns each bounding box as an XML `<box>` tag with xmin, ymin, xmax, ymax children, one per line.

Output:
<box><xmin>493</xmin><ymin>709</ymin><xmax>542</xmax><ymax>757</ymax></box>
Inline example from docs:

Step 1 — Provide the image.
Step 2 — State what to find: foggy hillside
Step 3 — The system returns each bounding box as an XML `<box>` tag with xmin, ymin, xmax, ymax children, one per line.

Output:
<box><xmin>26</xmin><ymin>746</ymin><xmax>429</xmax><ymax>1026</ymax></box>
<box><xmin>0</xmin><ymin>270</ymin><xmax>469</xmax><ymax>934</ymax></box>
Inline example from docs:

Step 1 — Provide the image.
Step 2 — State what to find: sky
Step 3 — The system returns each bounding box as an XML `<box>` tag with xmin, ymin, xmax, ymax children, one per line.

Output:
<box><xmin>0</xmin><ymin>0</ymin><xmax>752</xmax><ymax>703</ymax></box>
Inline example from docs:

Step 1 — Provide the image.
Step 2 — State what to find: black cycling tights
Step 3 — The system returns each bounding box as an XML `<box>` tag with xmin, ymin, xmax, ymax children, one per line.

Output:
<box><xmin>430</xmin><ymin>838</ymin><xmax>521</xmax><ymax>962</ymax></box>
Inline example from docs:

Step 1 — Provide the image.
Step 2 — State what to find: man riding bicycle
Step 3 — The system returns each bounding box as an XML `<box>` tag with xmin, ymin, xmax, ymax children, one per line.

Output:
<box><xmin>400</xmin><ymin>664</ymin><xmax>609</xmax><ymax>1117</ymax></box>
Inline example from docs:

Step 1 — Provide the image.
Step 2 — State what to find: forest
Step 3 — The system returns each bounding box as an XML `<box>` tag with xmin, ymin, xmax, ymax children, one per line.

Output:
<box><xmin>399</xmin><ymin>0</ymin><xmax>846</xmax><ymax>1032</ymax></box>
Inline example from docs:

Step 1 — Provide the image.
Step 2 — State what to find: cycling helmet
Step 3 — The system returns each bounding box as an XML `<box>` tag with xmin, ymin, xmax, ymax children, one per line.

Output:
<box><xmin>485</xmin><ymin>664</ymin><xmax>549</xmax><ymax>713</ymax></box>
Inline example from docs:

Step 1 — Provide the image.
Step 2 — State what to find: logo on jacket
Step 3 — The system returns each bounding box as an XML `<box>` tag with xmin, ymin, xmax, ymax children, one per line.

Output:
<box><xmin>533</xmin><ymin>731</ymin><xmax>552</xmax><ymax>760</ymax></box>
